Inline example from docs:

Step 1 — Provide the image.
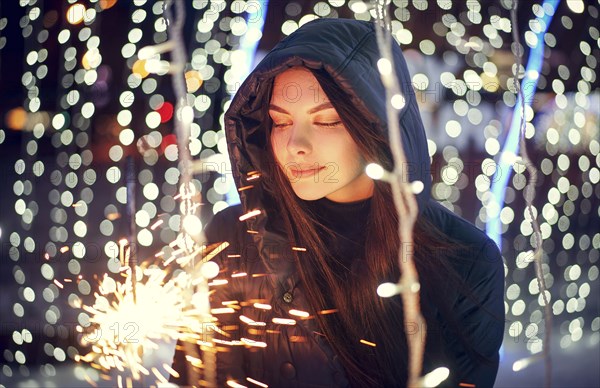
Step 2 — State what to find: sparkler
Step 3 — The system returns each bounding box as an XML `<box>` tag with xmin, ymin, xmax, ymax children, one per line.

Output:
<box><xmin>76</xmin><ymin>262</ymin><xmax>218</xmax><ymax>382</ymax></box>
<box><xmin>77</xmin><ymin>1</ymin><xmax>219</xmax><ymax>385</ymax></box>
<box><xmin>126</xmin><ymin>155</ymin><xmax>137</xmax><ymax>303</ymax></box>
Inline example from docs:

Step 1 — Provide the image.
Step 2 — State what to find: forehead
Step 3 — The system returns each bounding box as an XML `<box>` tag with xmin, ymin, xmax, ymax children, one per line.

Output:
<box><xmin>270</xmin><ymin>67</ymin><xmax>327</xmax><ymax>104</ymax></box>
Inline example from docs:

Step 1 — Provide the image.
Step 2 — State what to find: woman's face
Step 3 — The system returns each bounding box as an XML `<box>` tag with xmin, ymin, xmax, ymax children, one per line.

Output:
<box><xmin>269</xmin><ymin>67</ymin><xmax>374</xmax><ymax>203</ymax></box>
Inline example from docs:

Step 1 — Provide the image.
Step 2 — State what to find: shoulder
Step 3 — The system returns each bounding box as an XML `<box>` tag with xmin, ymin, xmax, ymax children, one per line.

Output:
<box><xmin>203</xmin><ymin>204</ymin><xmax>265</xmax><ymax>274</ymax></box>
<box><xmin>422</xmin><ymin>200</ymin><xmax>503</xmax><ymax>273</ymax></box>
<box><xmin>422</xmin><ymin>199</ymin><xmax>505</xmax><ymax>314</ymax></box>
<box><xmin>203</xmin><ymin>204</ymin><xmax>245</xmax><ymax>243</ymax></box>
<box><xmin>202</xmin><ymin>204</ymin><xmax>248</xmax><ymax>270</ymax></box>
<box><xmin>422</xmin><ymin>199</ymin><xmax>491</xmax><ymax>249</ymax></box>
<box><xmin>423</xmin><ymin>201</ymin><xmax>505</xmax><ymax>386</ymax></box>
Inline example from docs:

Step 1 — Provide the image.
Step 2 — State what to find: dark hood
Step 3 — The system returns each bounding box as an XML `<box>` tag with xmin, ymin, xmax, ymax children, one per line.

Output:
<box><xmin>224</xmin><ymin>18</ymin><xmax>431</xmax><ymax>235</ymax></box>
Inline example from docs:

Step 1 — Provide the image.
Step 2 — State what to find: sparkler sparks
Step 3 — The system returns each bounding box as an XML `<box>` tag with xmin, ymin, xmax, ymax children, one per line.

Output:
<box><xmin>77</xmin><ymin>265</ymin><xmax>214</xmax><ymax>381</ymax></box>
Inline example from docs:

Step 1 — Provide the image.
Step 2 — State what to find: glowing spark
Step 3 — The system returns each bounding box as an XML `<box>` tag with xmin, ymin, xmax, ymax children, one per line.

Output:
<box><xmin>163</xmin><ymin>362</ymin><xmax>180</xmax><ymax>378</ymax></box>
<box><xmin>231</xmin><ymin>272</ymin><xmax>247</xmax><ymax>278</ymax></box>
<box><xmin>202</xmin><ymin>242</ymin><xmax>230</xmax><ymax>264</ymax></box>
<box><xmin>60</xmin><ymin>246</ymin><xmax>70</xmax><ymax>253</ymax></box>
<box><xmin>318</xmin><ymin>309</ymin><xmax>338</xmax><ymax>315</ymax></box>
<box><xmin>213</xmin><ymin>338</ymin><xmax>242</xmax><ymax>346</ymax></box>
<box><xmin>246</xmin><ymin>171</ymin><xmax>261</xmax><ymax>181</ymax></box>
<box><xmin>137</xmin><ymin>364</ymin><xmax>150</xmax><ymax>376</ymax></box>
<box><xmin>208</xmin><ymin>279</ymin><xmax>228</xmax><ymax>286</ymax></box>
<box><xmin>54</xmin><ymin>279</ymin><xmax>64</xmax><ymax>289</ymax></box>
<box><xmin>272</xmin><ymin>318</ymin><xmax>296</xmax><ymax>325</ymax></box>
<box><xmin>151</xmin><ymin>367</ymin><xmax>168</xmax><ymax>384</ymax></box>
<box><xmin>150</xmin><ymin>219</ymin><xmax>163</xmax><ymax>230</ymax></box>
<box><xmin>227</xmin><ymin>380</ymin><xmax>248</xmax><ymax>388</ymax></box>
<box><xmin>289</xmin><ymin>309</ymin><xmax>309</xmax><ymax>318</ymax></box>
<box><xmin>124</xmin><ymin>246</ymin><xmax>131</xmax><ymax>267</ymax></box>
<box><xmin>185</xmin><ymin>354</ymin><xmax>204</xmax><ymax>367</ymax></box>
<box><xmin>119</xmin><ymin>240</ymin><xmax>127</xmax><ymax>266</ymax></box>
<box><xmin>83</xmin><ymin>372</ymin><xmax>98</xmax><ymax>387</ymax></box>
<box><xmin>240</xmin><ymin>338</ymin><xmax>267</xmax><ymax>348</ymax></box>
<box><xmin>240</xmin><ymin>315</ymin><xmax>266</xmax><ymax>326</ymax></box>
<box><xmin>246</xmin><ymin>377</ymin><xmax>269</xmax><ymax>387</ymax></box>
<box><xmin>211</xmin><ymin>308</ymin><xmax>235</xmax><ymax>314</ymax></box>
<box><xmin>253</xmin><ymin>303</ymin><xmax>272</xmax><ymax>310</ymax></box>
<box><xmin>239</xmin><ymin>209</ymin><xmax>261</xmax><ymax>221</ymax></box>
<box><xmin>171</xmin><ymin>242</ymin><xmax>229</xmax><ymax>268</ymax></box>
<box><xmin>291</xmin><ymin>247</ymin><xmax>307</xmax><ymax>252</ymax></box>
<box><xmin>238</xmin><ymin>185</ymin><xmax>255</xmax><ymax>191</ymax></box>
<box><xmin>360</xmin><ymin>339</ymin><xmax>377</xmax><ymax>347</ymax></box>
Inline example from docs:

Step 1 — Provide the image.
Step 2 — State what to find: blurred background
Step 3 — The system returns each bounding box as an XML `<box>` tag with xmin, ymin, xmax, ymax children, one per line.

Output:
<box><xmin>0</xmin><ymin>0</ymin><xmax>598</xmax><ymax>387</ymax></box>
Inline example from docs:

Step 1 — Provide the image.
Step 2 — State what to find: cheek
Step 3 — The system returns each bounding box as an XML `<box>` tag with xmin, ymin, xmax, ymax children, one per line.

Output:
<box><xmin>270</xmin><ymin>133</ymin><xmax>285</xmax><ymax>163</ymax></box>
<box><xmin>336</xmin><ymin>137</ymin><xmax>363</xmax><ymax>168</ymax></box>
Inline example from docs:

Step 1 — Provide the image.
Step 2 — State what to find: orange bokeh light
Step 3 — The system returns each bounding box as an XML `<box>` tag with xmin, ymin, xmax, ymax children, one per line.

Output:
<box><xmin>66</xmin><ymin>4</ymin><xmax>86</xmax><ymax>25</ymax></box>
<box><xmin>132</xmin><ymin>59</ymin><xmax>149</xmax><ymax>78</ymax></box>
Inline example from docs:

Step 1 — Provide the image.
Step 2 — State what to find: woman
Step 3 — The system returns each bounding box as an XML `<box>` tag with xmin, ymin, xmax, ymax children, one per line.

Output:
<box><xmin>171</xmin><ymin>18</ymin><xmax>505</xmax><ymax>387</ymax></box>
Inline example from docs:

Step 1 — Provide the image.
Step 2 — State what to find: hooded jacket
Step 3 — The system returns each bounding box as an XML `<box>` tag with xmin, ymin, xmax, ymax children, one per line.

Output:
<box><xmin>171</xmin><ymin>18</ymin><xmax>505</xmax><ymax>387</ymax></box>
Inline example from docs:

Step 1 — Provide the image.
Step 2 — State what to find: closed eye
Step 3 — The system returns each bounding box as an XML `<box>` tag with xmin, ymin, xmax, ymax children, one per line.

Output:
<box><xmin>316</xmin><ymin>121</ymin><xmax>342</xmax><ymax>128</ymax></box>
<box><xmin>272</xmin><ymin>121</ymin><xmax>342</xmax><ymax>129</ymax></box>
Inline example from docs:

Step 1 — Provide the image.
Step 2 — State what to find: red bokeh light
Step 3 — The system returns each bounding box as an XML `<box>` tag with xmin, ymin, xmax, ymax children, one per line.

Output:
<box><xmin>161</xmin><ymin>133</ymin><xmax>177</xmax><ymax>153</ymax></box>
<box><xmin>156</xmin><ymin>101</ymin><xmax>174</xmax><ymax>123</ymax></box>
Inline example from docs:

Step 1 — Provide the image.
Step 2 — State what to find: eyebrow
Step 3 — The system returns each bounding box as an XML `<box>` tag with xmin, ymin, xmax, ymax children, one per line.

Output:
<box><xmin>268</xmin><ymin>102</ymin><xmax>335</xmax><ymax>115</ymax></box>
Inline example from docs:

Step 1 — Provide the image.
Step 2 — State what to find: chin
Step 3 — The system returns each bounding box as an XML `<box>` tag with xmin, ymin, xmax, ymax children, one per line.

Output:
<box><xmin>291</xmin><ymin>187</ymin><xmax>329</xmax><ymax>201</ymax></box>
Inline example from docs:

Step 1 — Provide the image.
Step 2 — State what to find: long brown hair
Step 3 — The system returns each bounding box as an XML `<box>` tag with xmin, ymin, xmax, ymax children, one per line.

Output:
<box><xmin>260</xmin><ymin>67</ymin><xmax>500</xmax><ymax>386</ymax></box>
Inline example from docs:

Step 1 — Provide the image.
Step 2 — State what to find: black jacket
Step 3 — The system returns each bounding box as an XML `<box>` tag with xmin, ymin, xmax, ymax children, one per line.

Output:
<box><xmin>171</xmin><ymin>19</ymin><xmax>505</xmax><ymax>387</ymax></box>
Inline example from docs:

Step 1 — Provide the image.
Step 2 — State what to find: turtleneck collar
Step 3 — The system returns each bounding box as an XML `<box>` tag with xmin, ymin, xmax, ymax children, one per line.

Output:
<box><xmin>301</xmin><ymin>195</ymin><xmax>372</xmax><ymax>244</ymax></box>
<box><xmin>313</xmin><ymin>195</ymin><xmax>372</xmax><ymax>209</ymax></box>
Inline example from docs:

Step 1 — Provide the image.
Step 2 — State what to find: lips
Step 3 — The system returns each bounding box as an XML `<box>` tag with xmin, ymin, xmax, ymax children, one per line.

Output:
<box><xmin>290</xmin><ymin>166</ymin><xmax>325</xmax><ymax>178</ymax></box>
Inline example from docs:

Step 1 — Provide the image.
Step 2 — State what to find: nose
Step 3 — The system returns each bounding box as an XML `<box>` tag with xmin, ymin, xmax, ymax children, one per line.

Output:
<box><xmin>286</xmin><ymin>124</ymin><xmax>312</xmax><ymax>156</ymax></box>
